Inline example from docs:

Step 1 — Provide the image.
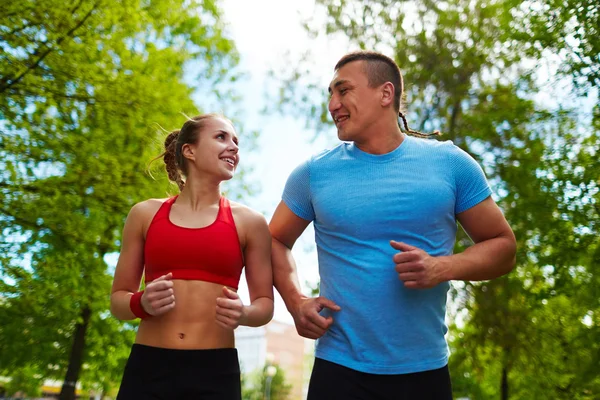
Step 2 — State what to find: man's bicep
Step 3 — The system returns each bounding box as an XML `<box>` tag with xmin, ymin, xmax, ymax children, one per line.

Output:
<box><xmin>457</xmin><ymin>197</ymin><xmax>514</xmax><ymax>244</ymax></box>
<box><xmin>269</xmin><ymin>201</ymin><xmax>311</xmax><ymax>249</ymax></box>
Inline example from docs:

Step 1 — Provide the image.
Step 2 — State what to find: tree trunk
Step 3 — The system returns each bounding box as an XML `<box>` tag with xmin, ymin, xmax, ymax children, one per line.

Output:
<box><xmin>59</xmin><ymin>305</ymin><xmax>92</xmax><ymax>400</ymax></box>
<box><xmin>501</xmin><ymin>365</ymin><xmax>509</xmax><ymax>400</ymax></box>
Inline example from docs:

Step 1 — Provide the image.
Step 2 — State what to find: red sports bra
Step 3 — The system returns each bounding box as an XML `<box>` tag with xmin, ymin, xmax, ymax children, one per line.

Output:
<box><xmin>144</xmin><ymin>196</ymin><xmax>244</xmax><ymax>289</ymax></box>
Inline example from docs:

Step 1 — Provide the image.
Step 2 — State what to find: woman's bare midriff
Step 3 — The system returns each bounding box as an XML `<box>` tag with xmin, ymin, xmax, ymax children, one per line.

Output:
<box><xmin>135</xmin><ymin>279</ymin><xmax>235</xmax><ymax>349</ymax></box>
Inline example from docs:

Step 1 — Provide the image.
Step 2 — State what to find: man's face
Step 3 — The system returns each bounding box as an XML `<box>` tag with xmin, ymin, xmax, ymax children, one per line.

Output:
<box><xmin>328</xmin><ymin>60</ymin><xmax>382</xmax><ymax>142</ymax></box>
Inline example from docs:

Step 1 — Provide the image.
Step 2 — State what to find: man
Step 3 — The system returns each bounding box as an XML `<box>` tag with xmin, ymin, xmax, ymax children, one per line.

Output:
<box><xmin>269</xmin><ymin>51</ymin><xmax>516</xmax><ymax>400</ymax></box>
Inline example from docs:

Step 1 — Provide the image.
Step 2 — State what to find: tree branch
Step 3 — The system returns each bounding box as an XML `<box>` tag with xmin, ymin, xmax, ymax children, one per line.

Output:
<box><xmin>0</xmin><ymin>21</ymin><xmax>43</xmax><ymax>40</ymax></box>
<box><xmin>0</xmin><ymin>3</ymin><xmax>97</xmax><ymax>94</ymax></box>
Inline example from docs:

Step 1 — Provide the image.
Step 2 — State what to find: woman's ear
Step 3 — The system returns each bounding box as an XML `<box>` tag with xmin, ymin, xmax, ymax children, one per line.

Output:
<box><xmin>182</xmin><ymin>143</ymin><xmax>195</xmax><ymax>162</ymax></box>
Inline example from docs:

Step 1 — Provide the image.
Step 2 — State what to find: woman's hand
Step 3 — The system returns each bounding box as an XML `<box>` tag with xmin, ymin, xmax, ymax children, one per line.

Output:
<box><xmin>141</xmin><ymin>273</ymin><xmax>175</xmax><ymax>316</ymax></box>
<box><xmin>215</xmin><ymin>286</ymin><xmax>246</xmax><ymax>329</ymax></box>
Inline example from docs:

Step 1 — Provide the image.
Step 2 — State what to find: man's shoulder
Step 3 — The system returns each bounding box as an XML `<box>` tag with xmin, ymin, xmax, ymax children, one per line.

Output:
<box><xmin>309</xmin><ymin>143</ymin><xmax>348</xmax><ymax>164</ymax></box>
<box><xmin>286</xmin><ymin>144</ymin><xmax>347</xmax><ymax>184</ymax></box>
<box><xmin>408</xmin><ymin>136</ymin><xmax>456</xmax><ymax>151</ymax></box>
<box><xmin>407</xmin><ymin>136</ymin><xmax>472</xmax><ymax>164</ymax></box>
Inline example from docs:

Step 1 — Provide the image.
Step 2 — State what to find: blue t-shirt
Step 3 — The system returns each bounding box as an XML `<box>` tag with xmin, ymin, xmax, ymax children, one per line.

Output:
<box><xmin>282</xmin><ymin>135</ymin><xmax>492</xmax><ymax>374</ymax></box>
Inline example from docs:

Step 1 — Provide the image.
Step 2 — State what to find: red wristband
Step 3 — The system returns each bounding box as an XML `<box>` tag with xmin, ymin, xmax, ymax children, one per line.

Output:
<box><xmin>130</xmin><ymin>291</ymin><xmax>151</xmax><ymax>319</ymax></box>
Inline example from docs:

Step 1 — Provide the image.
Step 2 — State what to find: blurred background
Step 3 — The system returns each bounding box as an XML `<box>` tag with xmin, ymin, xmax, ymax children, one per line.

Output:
<box><xmin>0</xmin><ymin>0</ymin><xmax>598</xmax><ymax>399</ymax></box>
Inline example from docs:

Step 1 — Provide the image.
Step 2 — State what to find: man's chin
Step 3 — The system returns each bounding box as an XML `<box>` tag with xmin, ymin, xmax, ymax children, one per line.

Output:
<box><xmin>337</xmin><ymin>129</ymin><xmax>352</xmax><ymax>141</ymax></box>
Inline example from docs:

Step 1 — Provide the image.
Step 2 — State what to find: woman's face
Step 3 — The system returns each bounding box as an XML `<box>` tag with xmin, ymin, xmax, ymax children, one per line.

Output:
<box><xmin>183</xmin><ymin>117</ymin><xmax>240</xmax><ymax>181</ymax></box>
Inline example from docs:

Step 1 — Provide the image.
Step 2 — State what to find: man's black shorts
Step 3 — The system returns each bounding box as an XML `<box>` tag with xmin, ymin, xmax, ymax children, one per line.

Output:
<box><xmin>308</xmin><ymin>358</ymin><xmax>453</xmax><ymax>400</ymax></box>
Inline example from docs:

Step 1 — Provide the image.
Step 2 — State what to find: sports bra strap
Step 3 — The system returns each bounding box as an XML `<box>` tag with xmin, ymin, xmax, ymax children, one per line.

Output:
<box><xmin>154</xmin><ymin>195</ymin><xmax>234</xmax><ymax>226</ymax></box>
<box><xmin>218</xmin><ymin>196</ymin><xmax>236</xmax><ymax>226</ymax></box>
<box><xmin>154</xmin><ymin>195</ymin><xmax>177</xmax><ymax>219</ymax></box>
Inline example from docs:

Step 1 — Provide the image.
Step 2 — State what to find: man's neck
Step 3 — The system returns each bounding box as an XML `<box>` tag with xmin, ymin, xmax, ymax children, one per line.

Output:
<box><xmin>354</xmin><ymin>125</ymin><xmax>405</xmax><ymax>155</ymax></box>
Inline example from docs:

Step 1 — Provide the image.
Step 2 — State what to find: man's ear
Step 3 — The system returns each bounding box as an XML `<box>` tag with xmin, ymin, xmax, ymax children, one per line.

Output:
<box><xmin>381</xmin><ymin>82</ymin><xmax>395</xmax><ymax>108</ymax></box>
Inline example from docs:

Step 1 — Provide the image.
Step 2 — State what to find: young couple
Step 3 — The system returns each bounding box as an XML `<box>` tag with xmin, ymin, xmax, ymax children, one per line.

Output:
<box><xmin>111</xmin><ymin>51</ymin><xmax>516</xmax><ymax>400</ymax></box>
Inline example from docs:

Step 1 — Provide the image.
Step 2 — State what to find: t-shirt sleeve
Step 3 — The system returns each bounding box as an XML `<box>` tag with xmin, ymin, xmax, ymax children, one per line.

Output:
<box><xmin>281</xmin><ymin>160</ymin><xmax>315</xmax><ymax>221</ymax></box>
<box><xmin>449</xmin><ymin>145</ymin><xmax>493</xmax><ymax>214</ymax></box>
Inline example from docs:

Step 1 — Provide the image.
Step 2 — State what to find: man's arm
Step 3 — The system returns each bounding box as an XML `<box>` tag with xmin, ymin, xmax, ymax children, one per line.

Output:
<box><xmin>270</xmin><ymin>201</ymin><xmax>340</xmax><ymax>339</ymax></box>
<box><xmin>270</xmin><ymin>201</ymin><xmax>310</xmax><ymax>311</ymax></box>
<box><xmin>448</xmin><ymin>196</ymin><xmax>516</xmax><ymax>280</ymax></box>
<box><xmin>392</xmin><ymin>197</ymin><xmax>516</xmax><ymax>288</ymax></box>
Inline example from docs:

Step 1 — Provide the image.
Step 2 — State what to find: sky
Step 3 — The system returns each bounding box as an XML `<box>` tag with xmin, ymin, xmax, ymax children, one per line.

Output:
<box><xmin>217</xmin><ymin>0</ymin><xmax>352</xmax><ymax>323</ymax></box>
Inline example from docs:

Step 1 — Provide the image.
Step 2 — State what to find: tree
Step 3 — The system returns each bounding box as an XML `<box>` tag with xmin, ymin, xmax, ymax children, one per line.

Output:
<box><xmin>0</xmin><ymin>0</ymin><xmax>241</xmax><ymax>398</ymax></box>
<box><xmin>523</xmin><ymin>0</ymin><xmax>600</xmax><ymax>89</ymax></box>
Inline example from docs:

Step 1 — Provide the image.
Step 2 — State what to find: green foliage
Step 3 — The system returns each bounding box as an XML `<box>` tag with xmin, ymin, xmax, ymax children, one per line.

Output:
<box><xmin>523</xmin><ymin>0</ymin><xmax>600</xmax><ymax>90</ymax></box>
<box><xmin>0</xmin><ymin>0</ymin><xmax>243</xmax><ymax>397</ymax></box>
<box><xmin>3</xmin><ymin>365</ymin><xmax>43</xmax><ymax>399</ymax></box>
<box><xmin>242</xmin><ymin>364</ymin><xmax>293</xmax><ymax>400</ymax></box>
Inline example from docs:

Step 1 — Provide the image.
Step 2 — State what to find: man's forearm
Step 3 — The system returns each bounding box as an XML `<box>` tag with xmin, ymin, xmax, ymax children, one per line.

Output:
<box><xmin>272</xmin><ymin>238</ymin><xmax>305</xmax><ymax>315</ymax></box>
<box><xmin>442</xmin><ymin>235</ymin><xmax>516</xmax><ymax>282</ymax></box>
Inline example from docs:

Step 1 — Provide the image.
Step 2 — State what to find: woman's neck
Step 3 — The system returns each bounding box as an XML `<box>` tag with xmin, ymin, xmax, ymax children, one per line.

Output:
<box><xmin>176</xmin><ymin>178</ymin><xmax>221</xmax><ymax>211</ymax></box>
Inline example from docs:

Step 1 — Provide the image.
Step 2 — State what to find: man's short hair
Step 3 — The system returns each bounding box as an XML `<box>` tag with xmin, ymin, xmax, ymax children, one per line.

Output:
<box><xmin>335</xmin><ymin>51</ymin><xmax>404</xmax><ymax>112</ymax></box>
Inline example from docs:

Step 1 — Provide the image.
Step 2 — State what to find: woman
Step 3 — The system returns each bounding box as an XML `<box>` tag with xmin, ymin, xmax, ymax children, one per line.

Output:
<box><xmin>110</xmin><ymin>114</ymin><xmax>274</xmax><ymax>399</ymax></box>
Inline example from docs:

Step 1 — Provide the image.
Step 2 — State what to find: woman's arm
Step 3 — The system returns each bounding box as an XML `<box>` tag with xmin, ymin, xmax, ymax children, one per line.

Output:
<box><xmin>110</xmin><ymin>201</ymin><xmax>175</xmax><ymax>320</ymax></box>
<box><xmin>216</xmin><ymin>207</ymin><xmax>274</xmax><ymax>328</ymax></box>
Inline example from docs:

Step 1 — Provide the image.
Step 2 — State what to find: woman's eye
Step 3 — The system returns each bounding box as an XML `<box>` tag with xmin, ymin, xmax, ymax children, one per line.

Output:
<box><xmin>217</xmin><ymin>134</ymin><xmax>225</xmax><ymax>139</ymax></box>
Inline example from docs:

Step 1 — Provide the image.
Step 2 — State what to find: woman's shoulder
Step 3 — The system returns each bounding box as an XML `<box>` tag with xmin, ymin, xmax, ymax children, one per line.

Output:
<box><xmin>228</xmin><ymin>200</ymin><xmax>268</xmax><ymax>226</ymax></box>
<box><xmin>127</xmin><ymin>197</ymin><xmax>171</xmax><ymax>222</ymax></box>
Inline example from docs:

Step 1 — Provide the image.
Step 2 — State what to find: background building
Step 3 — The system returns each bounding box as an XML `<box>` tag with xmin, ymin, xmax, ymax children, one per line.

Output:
<box><xmin>236</xmin><ymin>320</ymin><xmax>309</xmax><ymax>400</ymax></box>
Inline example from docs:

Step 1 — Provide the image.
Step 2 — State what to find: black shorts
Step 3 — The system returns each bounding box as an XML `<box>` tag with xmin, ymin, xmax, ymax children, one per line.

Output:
<box><xmin>117</xmin><ymin>344</ymin><xmax>241</xmax><ymax>400</ymax></box>
<box><xmin>308</xmin><ymin>358</ymin><xmax>453</xmax><ymax>400</ymax></box>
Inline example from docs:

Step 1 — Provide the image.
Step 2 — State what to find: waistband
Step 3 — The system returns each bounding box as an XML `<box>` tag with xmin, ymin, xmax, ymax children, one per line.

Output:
<box><xmin>130</xmin><ymin>344</ymin><xmax>239</xmax><ymax>372</ymax></box>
